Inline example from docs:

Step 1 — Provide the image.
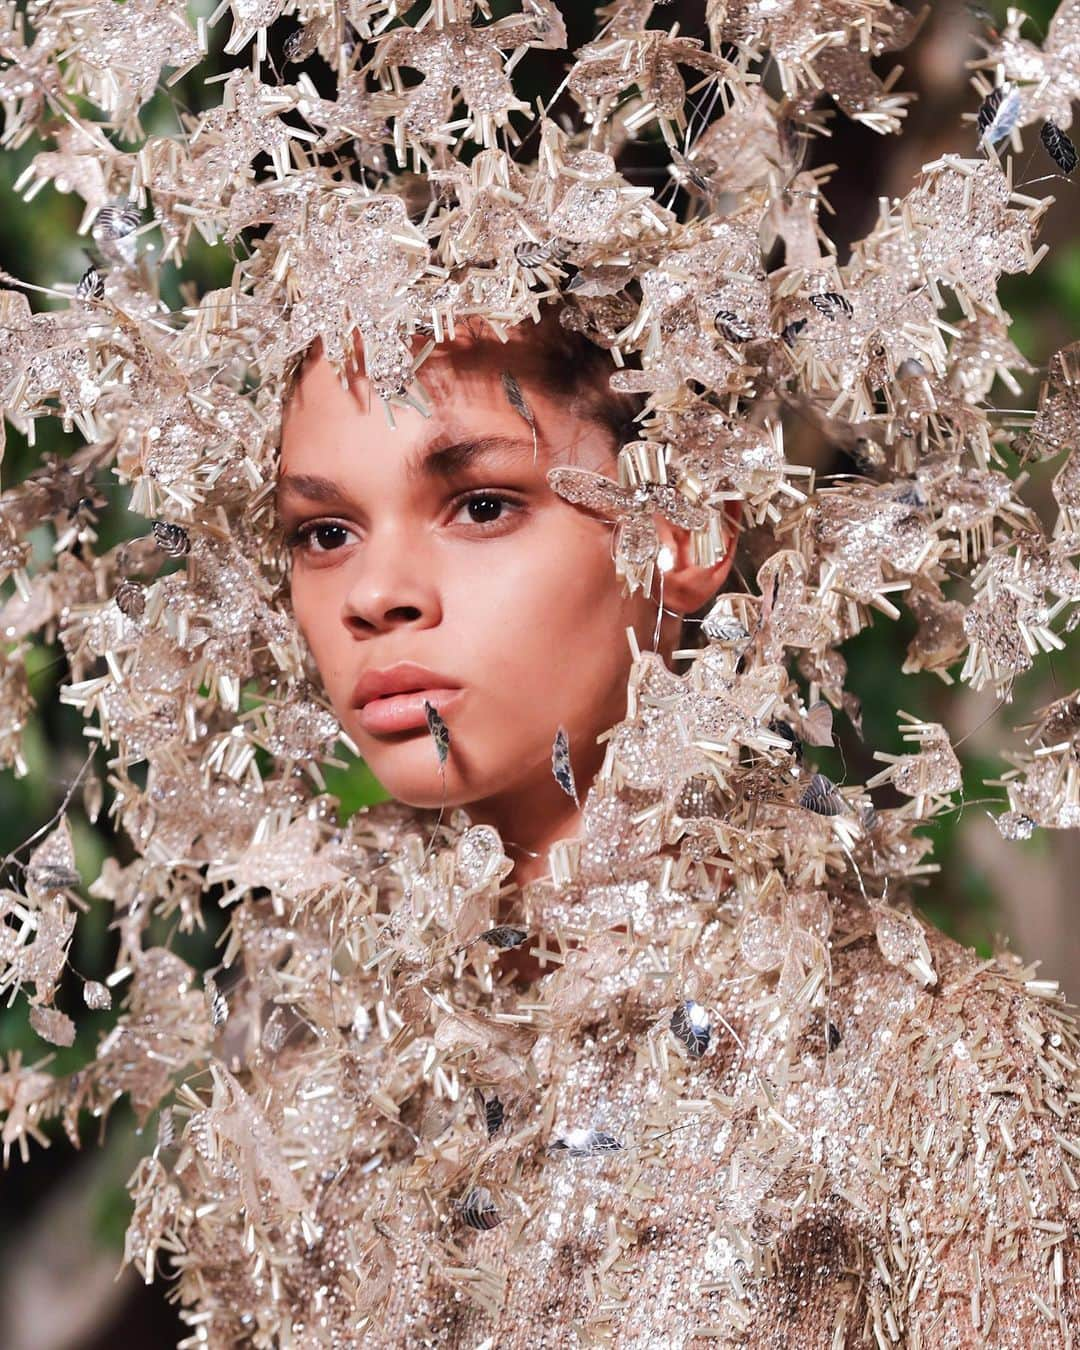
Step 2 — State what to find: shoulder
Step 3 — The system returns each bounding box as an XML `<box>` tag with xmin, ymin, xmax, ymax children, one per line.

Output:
<box><xmin>829</xmin><ymin>901</ymin><xmax>1080</xmax><ymax>1162</ymax></box>
<box><xmin>826</xmin><ymin>903</ymin><xmax>1080</xmax><ymax>1342</ymax></box>
<box><xmin>833</xmin><ymin>901</ymin><xmax>1080</xmax><ymax>1111</ymax></box>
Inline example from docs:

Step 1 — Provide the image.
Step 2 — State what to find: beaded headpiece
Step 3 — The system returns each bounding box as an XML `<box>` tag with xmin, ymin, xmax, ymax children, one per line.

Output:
<box><xmin>2</xmin><ymin>0</ymin><xmax>1080</xmax><ymax>1338</ymax></box>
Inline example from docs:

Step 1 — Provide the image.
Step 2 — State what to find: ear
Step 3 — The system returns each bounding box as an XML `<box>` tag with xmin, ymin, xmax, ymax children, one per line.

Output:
<box><xmin>652</xmin><ymin>500</ymin><xmax>741</xmax><ymax>614</ymax></box>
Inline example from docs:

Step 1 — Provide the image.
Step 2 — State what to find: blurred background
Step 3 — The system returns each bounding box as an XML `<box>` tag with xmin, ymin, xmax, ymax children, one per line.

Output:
<box><xmin>1</xmin><ymin>0</ymin><xmax>1078</xmax><ymax>1343</ymax></box>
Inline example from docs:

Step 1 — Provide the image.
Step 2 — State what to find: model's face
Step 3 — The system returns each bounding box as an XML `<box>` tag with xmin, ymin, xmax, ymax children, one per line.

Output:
<box><xmin>278</xmin><ymin>329</ymin><xmax>663</xmax><ymax>810</ymax></box>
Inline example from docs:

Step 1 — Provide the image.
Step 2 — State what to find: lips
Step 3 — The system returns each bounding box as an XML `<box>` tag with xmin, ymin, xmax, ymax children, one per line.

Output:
<box><xmin>356</xmin><ymin>686</ymin><xmax>464</xmax><ymax>735</ymax></box>
<box><xmin>351</xmin><ymin>661</ymin><xmax>463</xmax><ymax>736</ymax></box>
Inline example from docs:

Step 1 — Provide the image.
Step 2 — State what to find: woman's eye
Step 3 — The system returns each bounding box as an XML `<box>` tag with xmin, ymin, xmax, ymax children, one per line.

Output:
<box><xmin>452</xmin><ymin>492</ymin><xmax>520</xmax><ymax>528</ymax></box>
<box><xmin>292</xmin><ymin>522</ymin><xmax>354</xmax><ymax>554</ymax></box>
<box><xmin>288</xmin><ymin>496</ymin><xmax>521</xmax><ymax>554</ymax></box>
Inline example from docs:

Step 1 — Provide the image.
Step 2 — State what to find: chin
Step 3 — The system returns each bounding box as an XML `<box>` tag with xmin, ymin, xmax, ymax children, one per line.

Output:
<box><xmin>352</xmin><ymin>723</ymin><xmax>524</xmax><ymax>811</ymax></box>
<box><xmin>387</xmin><ymin>782</ymin><xmax>469</xmax><ymax>810</ymax></box>
<box><xmin>367</xmin><ymin>757</ymin><xmax>522</xmax><ymax>813</ymax></box>
<box><xmin>360</xmin><ymin>755</ymin><xmax>473</xmax><ymax>810</ymax></box>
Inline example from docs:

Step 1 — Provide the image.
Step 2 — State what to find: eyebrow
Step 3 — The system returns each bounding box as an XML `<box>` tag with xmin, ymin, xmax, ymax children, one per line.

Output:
<box><xmin>405</xmin><ymin>434</ymin><xmax>536</xmax><ymax>484</ymax></box>
<box><xmin>277</xmin><ymin>435</ymin><xmax>538</xmax><ymax>502</ymax></box>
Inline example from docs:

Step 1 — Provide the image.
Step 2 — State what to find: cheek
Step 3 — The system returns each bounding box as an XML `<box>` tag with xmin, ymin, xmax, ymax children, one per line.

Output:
<box><xmin>461</xmin><ymin>520</ymin><xmax>634</xmax><ymax>698</ymax></box>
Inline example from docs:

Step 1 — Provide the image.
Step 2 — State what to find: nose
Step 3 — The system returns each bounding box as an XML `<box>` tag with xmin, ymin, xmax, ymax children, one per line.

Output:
<box><xmin>340</xmin><ymin>525</ymin><xmax>439</xmax><ymax>636</ymax></box>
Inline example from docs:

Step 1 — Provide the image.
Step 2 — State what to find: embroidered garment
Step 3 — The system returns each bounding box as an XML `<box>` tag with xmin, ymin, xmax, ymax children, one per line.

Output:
<box><xmin>126</xmin><ymin>787</ymin><xmax>1080</xmax><ymax>1347</ymax></box>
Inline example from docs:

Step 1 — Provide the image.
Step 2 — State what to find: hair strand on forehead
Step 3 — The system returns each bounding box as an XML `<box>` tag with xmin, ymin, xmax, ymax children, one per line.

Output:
<box><xmin>500</xmin><ymin>368</ymin><xmax>539</xmax><ymax>461</ymax></box>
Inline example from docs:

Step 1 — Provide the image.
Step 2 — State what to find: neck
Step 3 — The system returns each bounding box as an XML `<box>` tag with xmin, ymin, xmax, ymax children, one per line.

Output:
<box><xmin>461</xmin><ymin>741</ymin><xmax>606</xmax><ymax>890</ymax></box>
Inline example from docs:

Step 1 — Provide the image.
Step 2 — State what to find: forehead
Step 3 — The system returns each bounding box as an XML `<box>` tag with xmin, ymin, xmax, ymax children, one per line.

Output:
<box><xmin>289</xmin><ymin>323</ymin><xmax>553</xmax><ymax>407</ymax></box>
<box><xmin>282</xmin><ymin>344</ymin><xmax>532</xmax><ymax>456</ymax></box>
<box><xmin>279</xmin><ymin>325</ymin><xmax>611</xmax><ymax>474</ymax></box>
